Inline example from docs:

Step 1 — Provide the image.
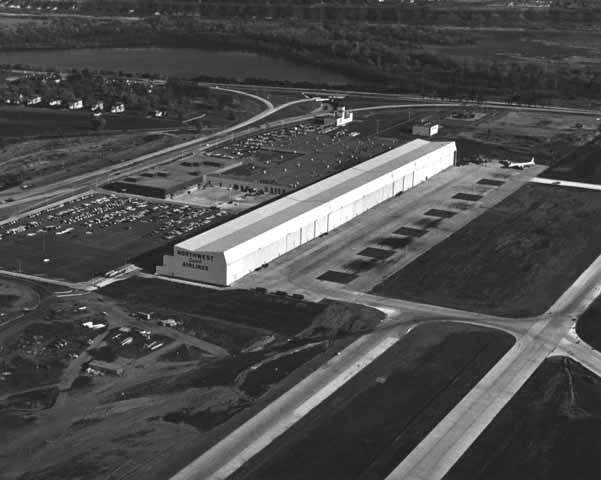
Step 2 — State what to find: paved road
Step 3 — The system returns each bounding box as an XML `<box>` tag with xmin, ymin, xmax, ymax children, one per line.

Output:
<box><xmin>4</xmin><ymin>84</ymin><xmax>601</xmax><ymax>479</ymax></box>
<box><xmin>170</xmin><ymin>330</ymin><xmax>401</xmax><ymax>480</ymax></box>
<box><xmin>530</xmin><ymin>176</ymin><xmax>601</xmax><ymax>191</ymax></box>
<box><xmin>213</xmin><ymin>86</ymin><xmax>275</xmax><ymax>111</ymax></box>
<box><xmin>0</xmin><ymin>94</ymin><xmax>322</xmax><ymax>219</ymax></box>
<box><xmin>204</xmin><ymin>82</ymin><xmax>601</xmax><ymax>116</ymax></box>
<box><xmin>385</xmin><ymin>252</ymin><xmax>601</xmax><ymax>480</ymax></box>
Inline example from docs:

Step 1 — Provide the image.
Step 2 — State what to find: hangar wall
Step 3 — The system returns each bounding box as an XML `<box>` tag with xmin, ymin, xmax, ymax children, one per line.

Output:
<box><xmin>157</xmin><ymin>140</ymin><xmax>456</xmax><ymax>286</ymax></box>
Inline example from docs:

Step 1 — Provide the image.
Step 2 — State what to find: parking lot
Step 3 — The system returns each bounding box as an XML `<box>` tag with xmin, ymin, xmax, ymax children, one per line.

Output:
<box><xmin>0</xmin><ymin>192</ymin><xmax>231</xmax><ymax>282</ymax></box>
<box><xmin>208</xmin><ymin>120</ymin><xmax>404</xmax><ymax>192</ymax></box>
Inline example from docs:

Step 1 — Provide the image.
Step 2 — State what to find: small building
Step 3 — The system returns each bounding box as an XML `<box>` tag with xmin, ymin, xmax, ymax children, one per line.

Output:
<box><xmin>26</xmin><ymin>95</ymin><xmax>42</xmax><ymax>106</ymax></box>
<box><xmin>5</xmin><ymin>93</ymin><xmax>24</xmax><ymax>105</ymax></box>
<box><xmin>412</xmin><ymin>122</ymin><xmax>439</xmax><ymax>137</ymax></box>
<box><xmin>68</xmin><ymin>99</ymin><xmax>83</xmax><ymax>110</ymax></box>
<box><xmin>88</xmin><ymin>360</ymin><xmax>124</xmax><ymax>376</ymax></box>
<box><xmin>323</xmin><ymin>106</ymin><xmax>353</xmax><ymax>127</ymax></box>
<box><xmin>111</xmin><ymin>102</ymin><xmax>125</xmax><ymax>114</ymax></box>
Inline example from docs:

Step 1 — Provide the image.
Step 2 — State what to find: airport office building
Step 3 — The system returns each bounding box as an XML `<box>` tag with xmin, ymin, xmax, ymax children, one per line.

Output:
<box><xmin>157</xmin><ymin>139</ymin><xmax>457</xmax><ymax>285</ymax></box>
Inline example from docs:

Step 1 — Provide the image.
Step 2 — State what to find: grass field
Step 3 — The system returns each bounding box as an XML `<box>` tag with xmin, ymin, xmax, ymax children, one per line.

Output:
<box><xmin>100</xmin><ymin>277</ymin><xmax>382</xmax><ymax>340</ymax></box>
<box><xmin>0</xmin><ymin>130</ymin><xmax>197</xmax><ymax>194</ymax></box>
<box><xmin>372</xmin><ymin>184</ymin><xmax>601</xmax><ymax>317</ymax></box>
<box><xmin>230</xmin><ymin>323</ymin><xmax>514</xmax><ymax>480</ymax></box>
<box><xmin>576</xmin><ymin>295</ymin><xmax>601</xmax><ymax>352</ymax></box>
<box><xmin>100</xmin><ymin>277</ymin><xmax>322</xmax><ymax>336</ymax></box>
<box><xmin>541</xmin><ymin>136</ymin><xmax>601</xmax><ymax>185</ymax></box>
<box><xmin>0</xmin><ymin>105</ymin><xmax>179</xmax><ymax>139</ymax></box>
<box><xmin>444</xmin><ymin>357</ymin><xmax>601</xmax><ymax>480</ymax></box>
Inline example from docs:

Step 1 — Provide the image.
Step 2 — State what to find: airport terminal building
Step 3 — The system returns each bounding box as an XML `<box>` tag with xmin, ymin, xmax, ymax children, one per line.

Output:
<box><xmin>157</xmin><ymin>139</ymin><xmax>457</xmax><ymax>285</ymax></box>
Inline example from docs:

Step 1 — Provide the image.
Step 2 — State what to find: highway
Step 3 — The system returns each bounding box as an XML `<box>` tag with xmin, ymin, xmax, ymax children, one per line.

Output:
<box><xmin>163</xmin><ymin>91</ymin><xmax>601</xmax><ymax>480</ymax></box>
<box><xmin>3</xmin><ymin>83</ymin><xmax>601</xmax><ymax>480</ymax></box>
<box><xmin>167</xmin><ymin>248</ymin><xmax>601</xmax><ymax>480</ymax></box>
<box><xmin>0</xmin><ymin>92</ymin><xmax>324</xmax><ymax>220</ymax></box>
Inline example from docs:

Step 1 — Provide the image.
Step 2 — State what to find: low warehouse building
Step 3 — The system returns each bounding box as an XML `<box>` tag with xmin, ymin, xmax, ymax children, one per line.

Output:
<box><xmin>157</xmin><ymin>139</ymin><xmax>457</xmax><ymax>285</ymax></box>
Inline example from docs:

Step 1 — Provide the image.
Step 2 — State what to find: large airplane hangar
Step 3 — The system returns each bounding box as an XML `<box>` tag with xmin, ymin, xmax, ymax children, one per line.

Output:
<box><xmin>157</xmin><ymin>139</ymin><xmax>457</xmax><ymax>286</ymax></box>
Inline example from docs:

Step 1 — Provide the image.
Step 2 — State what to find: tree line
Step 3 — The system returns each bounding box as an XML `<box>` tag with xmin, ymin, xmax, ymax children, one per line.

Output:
<box><xmin>1</xmin><ymin>16</ymin><xmax>601</xmax><ymax>107</ymax></box>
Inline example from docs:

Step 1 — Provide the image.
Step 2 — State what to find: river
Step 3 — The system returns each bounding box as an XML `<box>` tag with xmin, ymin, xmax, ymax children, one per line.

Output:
<box><xmin>0</xmin><ymin>47</ymin><xmax>354</xmax><ymax>84</ymax></box>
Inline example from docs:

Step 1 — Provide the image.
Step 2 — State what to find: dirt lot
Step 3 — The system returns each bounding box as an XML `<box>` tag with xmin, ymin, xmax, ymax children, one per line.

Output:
<box><xmin>576</xmin><ymin>295</ymin><xmax>601</xmax><ymax>352</ymax></box>
<box><xmin>541</xmin><ymin>135</ymin><xmax>601</xmax><ymax>185</ymax></box>
<box><xmin>100</xmin><ymin>277</ymin><xmax>382</xmax><ymax>345</ymax></box>
<box><xmin>0</xmin><ymin>193</ymin><xmax>231</xmax><ymax>281</ymax></box>
<box><xmin>372</xmin><ymin>183</ymin><xmax>601</xmax><ymax>317</ymax></box>
<box><xmin>444</xmin><ymin>357</ymin><xmax>601</xmax><ymax>480</ymax></box>
<box><xmin>0</xmin><ymin>276</ymin><xmax>40</xmax><ymax>324</ymax></box>
<box><xmin>230</xmin><ymin>322</ymin><xmax>514</xmax><ymax>480</ymax></box>
<box><xmin>2</xmin><ymin>276</ymin><xmax>384</xmax><ymax>480</ymax></box>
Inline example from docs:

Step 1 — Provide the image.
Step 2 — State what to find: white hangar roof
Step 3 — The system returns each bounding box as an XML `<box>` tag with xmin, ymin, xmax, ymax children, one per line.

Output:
<box><xmin>177</xmin><ymin>139</ymin><xmax>454</xmax><ymax>254</ymax></box>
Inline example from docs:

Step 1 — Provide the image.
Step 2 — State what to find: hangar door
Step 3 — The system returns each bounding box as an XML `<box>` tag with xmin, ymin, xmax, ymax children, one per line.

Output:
<box><xmin>285</xmin><ymin>229</ymin><xmax>301</xmax><ymax>251</ymax></box>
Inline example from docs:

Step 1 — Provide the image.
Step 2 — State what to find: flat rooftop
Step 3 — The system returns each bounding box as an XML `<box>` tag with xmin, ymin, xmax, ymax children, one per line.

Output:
<box><xmin>177</xmin><ymin>139</ymin><xmax>454</xmax><ymax>254</ymax></box>
<box><xmin>118</xmin><ymin>155</ymin><xmax>239</xmax><ymax>191</ymax></box>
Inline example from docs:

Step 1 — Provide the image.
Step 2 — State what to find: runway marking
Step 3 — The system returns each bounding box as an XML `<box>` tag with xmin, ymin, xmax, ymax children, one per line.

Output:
<box><xmin>170</xmin><ymin>334</ymin><xmax>399</xmax><ymax>480</ymax></box>
<box><xmin>530</xmin><ymin>176</ymin><xmax>601</xmax><ymax>191</ymax></box>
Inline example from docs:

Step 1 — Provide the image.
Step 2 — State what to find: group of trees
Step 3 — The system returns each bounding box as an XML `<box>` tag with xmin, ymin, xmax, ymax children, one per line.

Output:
<box><xmin>0</xmin><ymin>69</ymin><xmax>239</xmax><ymax>119</ymax></box>
<box><xmin>2</xmin><ymin>14</ymin><xmax>601</xmax><ymax>106</ymax></box>
<box><xmin>31</xmin><ymin>0</ymin><xmax>601</xmax><ymax>26</ymax></box>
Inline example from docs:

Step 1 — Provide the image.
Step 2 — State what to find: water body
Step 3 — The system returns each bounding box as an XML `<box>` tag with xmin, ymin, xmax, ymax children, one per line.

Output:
<box><xmin>0</xmin><ymin>47</ymin><xmax>354</xmax><ymax>84</ymax></box>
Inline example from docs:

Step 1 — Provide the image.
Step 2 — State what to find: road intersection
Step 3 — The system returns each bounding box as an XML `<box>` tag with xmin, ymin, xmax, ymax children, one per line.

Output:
<box><xmin>2</xmin><ymin>85</ymin><xmax>601</xmax><ymax>480</ymax></box>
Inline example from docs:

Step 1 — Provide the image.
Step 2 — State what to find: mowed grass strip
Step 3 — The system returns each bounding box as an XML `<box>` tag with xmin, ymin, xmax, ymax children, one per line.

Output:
<box><xmin>453</xmin><ymin>193</ymin><xmax>483</xmax><ymax>202</ymax></box>
<box><xmin>0</xmin><ymin>223</ymin><xmax>164</xmax><ymax>282</ymax></box>
<box><xmin>424</xmin><ymin>208</ymin><xmax>457</xmax><ymax>218</ymax></box>
<box><xmin>230</xmin><ymin>323</ymin><xmax>514</xmax><ymax>480</ymax></box>
<box><xmin>318</xmin><ymin>270</ymin><xmax>358</xmax><ymax>284</ymax></box>
<box><xmin>372</xmin><ymin>184</ymin><xmax>601</xmax><ymax>317</ymax></box>
<box><xmin>477</xmin><ymin>178</ymin><xmax>505</xmax><ymax>186</ymax></box>
<box><xmin>444</xmin><ymin>357</ymin><xmax>601</xmax><ymax>480</ymax></box>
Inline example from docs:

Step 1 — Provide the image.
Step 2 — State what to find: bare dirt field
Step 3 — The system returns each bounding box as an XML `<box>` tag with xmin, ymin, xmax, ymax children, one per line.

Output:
<box><xmin>1</xmin><ymin>277</ymin><xmax>383</xmax><ymax>480</ymax></box>
<box><xmin>0</xmin><ymin>276</ymin><xmax>40</xmax><ymax>324</ymax></box>
<box><xmin>100</xmin><ymin>277</ymin><xmax>382</xmax><ymax>342</ymax></box>
<box><xmin>372</xmin><ymin>183</ymin><xmax>601</xmax><ymax>317</ymax></box>
<box><xmin>229</xmin><ymin>322</ymin><xmax>514</xmax><ymax>480</ymax></box>
<box><xmin>444</xmin><ymin>357</ymin><xmax>601</xmax><ymax>480</ymax></box>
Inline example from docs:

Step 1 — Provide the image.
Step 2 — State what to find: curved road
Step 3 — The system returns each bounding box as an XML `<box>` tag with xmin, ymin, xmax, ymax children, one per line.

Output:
<box><xmin>2</xmin><ymin>83</ymin><xmax>601</xmax><ymax>480</ymax></box>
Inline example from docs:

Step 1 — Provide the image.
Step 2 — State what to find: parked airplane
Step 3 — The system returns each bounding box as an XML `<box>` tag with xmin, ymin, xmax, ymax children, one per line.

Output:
<box><xmin>501</xmin><ymin>157</ymin><xmax>535</xmax><ymax>169</ymax></box>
